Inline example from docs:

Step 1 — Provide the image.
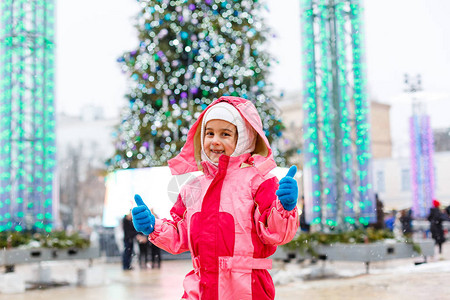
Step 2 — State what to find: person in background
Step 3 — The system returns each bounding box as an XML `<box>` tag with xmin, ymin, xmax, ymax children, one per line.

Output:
<box><xmin>136</xmin><ymin>233</ymin><xmax>150</xmax><ymax>269</ymax></box>
<box><xmin>384</xmin><ymin>210</ymin><xmax>396</xmax><ymax>232</ymax></box>
<box><xmin>122</xmin><ymin>211</ymin><xmax>138</xmax><ymax>271</ymax></box>
<box><xmin>374</xmin><ymin>194</ymin><xmax>385</xmax><ymax>230</ymax></box>
<box><xmin>369</xmin><ymin>193</ymin><xmax>385</xmax><ymax>230</ymax></box>
<box><xmin>428</xmin><ymin>199</ymin><xmax>450</xmax><ymax>255</ymax></box>
<box><xmin>299</xmin><ymin>196</ymin><xmax>310</xmax><ymax>233</ymax></box>
<box><xmin>399</xmin><ymin>208</ymin><xmax>413</xmax><ymax>237</ymax></box>
<box><xmin>149</xmin><ymin>208</ymin><xmax>161</xmax><ymax>269</ymax></box>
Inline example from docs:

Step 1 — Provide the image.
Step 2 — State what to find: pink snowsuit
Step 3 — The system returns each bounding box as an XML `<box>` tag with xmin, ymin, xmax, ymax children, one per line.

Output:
<box><xmin>149</xmin><ymin>96</ymin><xmax>299</xmax><ymax>299</ymax></box>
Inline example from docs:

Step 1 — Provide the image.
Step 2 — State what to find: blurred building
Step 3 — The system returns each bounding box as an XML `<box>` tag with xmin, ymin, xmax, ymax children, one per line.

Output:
<box><xmin>369</xmin><ymin>96</ymin><xmax>450</xmax><ymax>211</ymax></box>
<box><xmin>370</xmin><ymin>101</ymin><xmax>393</xmax><ymax>158</ymax></box>
<box><xmin>56</xmin><ymin>106</ymin><xmax>118</xmax><ymax>230</ymax></box>
<box><xmin>434</xmin><ymin>127</ymin><xmax>450</xmax><ymax>152</ymax></box>
<box><xmin>371</xmin><ymin>152</ymin><xmax>450</xmax><ymax>211</ymax></box>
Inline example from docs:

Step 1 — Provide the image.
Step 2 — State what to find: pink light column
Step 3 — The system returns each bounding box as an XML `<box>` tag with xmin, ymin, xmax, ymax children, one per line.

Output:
<box><xmin>410</xmin><ymin>114</ymin><xmax>435</xmax><ymax>218</ymax></box>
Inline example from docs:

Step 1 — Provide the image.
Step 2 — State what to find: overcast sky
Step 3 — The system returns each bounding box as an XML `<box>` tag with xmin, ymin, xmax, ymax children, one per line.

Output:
<box><xmin>56</xmin><ymin>0</ymin><xmax>450</xmax><ymax>121</ymax></box>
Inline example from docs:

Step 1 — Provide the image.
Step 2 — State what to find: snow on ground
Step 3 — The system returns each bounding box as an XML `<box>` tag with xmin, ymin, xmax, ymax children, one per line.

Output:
<box><xmin>271</xmin><ymin>254</ymin><xmax>450</xmax><ymax>286</ymax></box>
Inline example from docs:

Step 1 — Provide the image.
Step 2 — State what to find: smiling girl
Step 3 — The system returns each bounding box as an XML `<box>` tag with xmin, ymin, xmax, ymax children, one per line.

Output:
<box><xmin>132</xmin><ymin>97</ymin><xmax>299</xmax><ymax>300</ymax></box>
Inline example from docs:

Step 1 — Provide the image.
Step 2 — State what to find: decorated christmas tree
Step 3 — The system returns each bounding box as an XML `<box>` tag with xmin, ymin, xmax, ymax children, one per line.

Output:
<box><xmin>109</xmin><ymin>0</ymin><xmax>285</xmax><ymax>170</ymax></box>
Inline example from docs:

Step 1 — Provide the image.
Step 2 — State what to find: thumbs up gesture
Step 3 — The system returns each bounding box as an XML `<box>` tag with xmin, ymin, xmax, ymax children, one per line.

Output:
<box><xmin>132</xmin><ymin>194</ymin><xmax>155</xmax><ymax>235</ymax></box>
<box><xmin>275</xmin><ymin>166</ymin><xmax>298</xmax><ymax>211</ymax></box>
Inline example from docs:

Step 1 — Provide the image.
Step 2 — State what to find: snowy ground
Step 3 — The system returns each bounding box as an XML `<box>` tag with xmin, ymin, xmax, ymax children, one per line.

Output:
<box><xmin>273</xmin><ymin>253</ymin><xmax>450</xmax><ymax>300</ymax></box>
<box><xmin>1</xmin><ymin>243</ymin><xmax>449</xmax><ymax>299</ymax></box>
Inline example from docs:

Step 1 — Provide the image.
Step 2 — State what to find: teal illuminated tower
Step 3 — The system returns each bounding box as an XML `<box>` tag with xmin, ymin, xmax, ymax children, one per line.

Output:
<box><xmin>0</xmin><ymin>0</ymin><xmax>56</xmax><ymax>232</ymax></box>
<box><xmin>301</xmin><ymin>0</ymin><xmax>375</xmax><ymax>231</ymax></box>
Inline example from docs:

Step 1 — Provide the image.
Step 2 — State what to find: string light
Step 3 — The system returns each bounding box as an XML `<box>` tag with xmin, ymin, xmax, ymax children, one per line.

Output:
<box><xmin>0</xmin><ymin>0</ymin><xmax>56</xmax><ymax>232</ymax></box>
<box><xmin>410</xmin><ymin>114</ymin><xmax>435</xmax><ymax>218</ymax></box>
<box><xmin>350</xmin><ymin>0</ymin><xmax>374</xmax><ymax>226</ymax></box>
<box><xmin>300</xmin><ymin>0</ymin><xmax>375</xmax><ymax>230</ymax></box>
<box><xmin>300</xmin><ymin>0</ymin><xmax>322</xmax><ymax>226</ymax></box>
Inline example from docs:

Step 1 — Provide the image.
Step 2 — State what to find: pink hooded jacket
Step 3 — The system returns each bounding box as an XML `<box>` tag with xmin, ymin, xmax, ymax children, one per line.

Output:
<box><xmin>149</xmin><ymin>96</ymin><xmax>299</xmax><ymax>300</ymax></box>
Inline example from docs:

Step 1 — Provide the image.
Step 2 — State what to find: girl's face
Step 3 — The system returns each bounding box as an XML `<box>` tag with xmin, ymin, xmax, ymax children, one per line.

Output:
<box><xmin>203</xmin><ymin>119</ymin><xmax>238</xmax><ymax>163</ymax></box>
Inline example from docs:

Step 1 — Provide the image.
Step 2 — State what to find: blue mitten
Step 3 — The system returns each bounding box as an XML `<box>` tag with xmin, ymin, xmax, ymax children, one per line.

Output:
<box><xmin>132</xmin><ymin>194</ymin><xmax>155</xmax><ymax>235</ymax></box>
<box><xmin>275</xmin><ymin>166</ymin><xmax>298</xmax><ymax>211</ymax></box>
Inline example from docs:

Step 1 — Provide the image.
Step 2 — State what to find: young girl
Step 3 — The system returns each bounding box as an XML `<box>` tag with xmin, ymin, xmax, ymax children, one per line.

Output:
<box><xmin>132</xmin><ymin>96</ymin><xmax>299</xmax><ymax>299</ymax></box>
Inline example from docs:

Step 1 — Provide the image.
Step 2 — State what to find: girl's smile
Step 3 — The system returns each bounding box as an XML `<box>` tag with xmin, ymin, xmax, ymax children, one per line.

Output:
<box><xmin>203</xmin><ymin>119</ymin><xmax>238</xmax><ymax>163</ymax></box>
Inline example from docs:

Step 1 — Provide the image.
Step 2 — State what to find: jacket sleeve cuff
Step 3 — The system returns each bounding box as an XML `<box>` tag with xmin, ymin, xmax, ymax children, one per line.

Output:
<box><xmin>149</xmin><ymin>219</ymin><xmax>163</xmax><ymax>240</ymax></box>
<box><xmin>275</xmin><ymin>199</ymin><xmax>298</xmax><ymax>218</ymax></box>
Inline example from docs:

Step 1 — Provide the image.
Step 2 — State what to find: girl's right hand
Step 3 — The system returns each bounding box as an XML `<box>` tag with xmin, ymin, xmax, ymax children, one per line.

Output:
<box><xmin>132</xmin><ymin>194</ymin><xmax>155</xmax><ymax>235</ymax></box>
